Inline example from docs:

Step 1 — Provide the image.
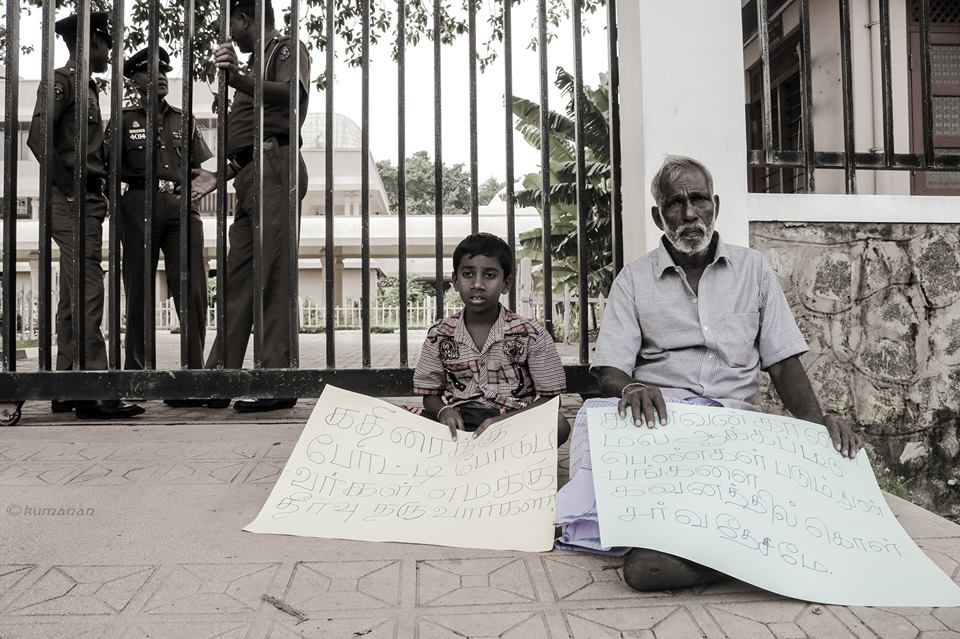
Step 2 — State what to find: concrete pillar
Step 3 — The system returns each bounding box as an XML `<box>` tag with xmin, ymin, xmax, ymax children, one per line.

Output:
<box><xmin>620</xmin><ymin>0</ymin><xmax>753</xmax><ymax>254</ymax></box>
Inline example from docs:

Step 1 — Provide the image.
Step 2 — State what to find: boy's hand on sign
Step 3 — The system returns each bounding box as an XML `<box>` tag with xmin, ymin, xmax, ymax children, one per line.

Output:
<box><xmin>473</xmin><ymin>414</ymin><xmax>504</xmax><ymax>439</ymax></box>
<box><xmin>438</xmin><ymin>407</ymin><xmax>464</xmax><ymax>441</ymax></box>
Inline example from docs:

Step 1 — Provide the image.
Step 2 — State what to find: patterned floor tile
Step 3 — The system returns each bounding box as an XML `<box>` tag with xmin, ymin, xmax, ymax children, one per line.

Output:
<box><xmin>259</xmin><ymin>617</ymin><xmax>396</xmax><ymax>639</ymax></box>
<box><xmin>104</xmin><ymin>444</ymin><xmax>191</xmax><ymax>461</ymax></box>
<box><xmin>417</xmin><ymin>557</ymin><xmax>537</xmax><ymax>606</ymax></box>
<box><xmin>416</xmin><ymin>612</ymin><xmax>549</xmax><ymax>639</ymax></box>
<box><xmin>282</xmin><ymin>561</ymin><xmax>401</xmax><ymax>611</ymax></box>
<box><xmin>65</xmin><ymin>463</ymin><xmax>162</xmax><ymax>486</ymax></box>
<box><xmin>0</xmin><ymin>566</ymin><xmax>36</xmax><ymax>601</ymax></box>
<box><xmin>151</xmin><ymin>462</ymin><xmax>248</xmax><ymax>485</ymax></box>
<box><xmin>0</xmin><ymin>447</ymin><xmax>39</xmax><ymax>463</ymax></box>
<box><xmin>122</xmin><ymin>621</ymin><xmax>250</xmax><ymax>639</ymax></box>
<box><xmin>23</xmin><ymin>446</ymin><xmax>112</xmax><ymax>462</ymax></box>
<box><xmin>243</xmin><ymin>460</ymin><xmax>285</xmax><ymax>485</ymax></box>
<box><xmin>541</xmin><ymin>554</ymin><xmax>637</xmax><ymax>601</ymax></box>
<box><xmin>0</xmin><ymin>463</ymin><xmax>87</xmax><ymax>486</ymax></box>
<box><xmin>141</xmin><ymin>564</ymin><xmax>279</xmax><ymax>614</ymax></box>
<box><xmin>185</xmin><ymin>445</ymin><xmax>267</xmax><ymax>461</ymax></box>
<box><xmin>4</xmin><ymin>565</ymin><xmax>156</xmax><ymax>616</ymax></box>
<box><xmin>708</xmin><ymin>602</ymin><xmax>862</xmax><ymax>639</ymax></box>
<box><xmin>848</xmin><ymin>606</ymin><xmax>935</xmax><ymax>639</ymax></box>
<box><xmin>565</xmin><ymin>606</ymin><xmax>709</xmax><ymax>638</ymax></box>
<box><xmin>0</xmin><ymin>622</ymin><xmax>113</xmax><ymax>639</ymax></box>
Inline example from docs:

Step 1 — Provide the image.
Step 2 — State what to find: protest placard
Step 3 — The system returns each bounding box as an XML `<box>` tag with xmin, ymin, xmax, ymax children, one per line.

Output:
<box><xmin>588</xmin><ymin>404</ymin><xmax>960</xmax><ymax>607</ymax></box>
<box><xmin>245</xmin><ymin>386</ymin><xmax>559</xmax><ymax>552</ymax></box>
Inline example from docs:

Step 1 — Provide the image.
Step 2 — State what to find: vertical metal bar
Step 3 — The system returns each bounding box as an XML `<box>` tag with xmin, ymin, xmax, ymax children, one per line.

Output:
<box><xmin>397</xmin><ymin>0</ymin><xmax>409</xmax><ymax>366</ymax></box>
<box><xmin>324</xmin><ymin>0</ymin><xmax>335</xmax><ymax>367</ymax></box>
<box><xmin>757</xmin><ymin>0</ymin><xmax>774</xmax><ymax>162</ymax></box>
<box><xmin>287</xmin><ymin>0</ymin><xmax>301</xmax><ymax>368</ymax></box>
<box><xmin>537</xmin><ymin>0</ymin><xmax>553</xmax><ymax>334</ymax></box>
<box><xmin>215</xmin><ymin>0</ymin><xmax>230</xmax><ymax>368</ymax></box>
<box><xmin>144</xmin><ymin>0</ymin><xmax>160</xmax><ymax>367</ymax></box>
<box><xmin>504</xmin><ymin>0</ymin><xmax>517</xmax><ymax>310</ymax></box>
<box><xmin>433</xmin><ymin>0</ymin><xmax>444</xmax><ymax>317</ymax></box>
<box><xmin>879</xmin><ymin>0</ymin><xmax>894</xmax><ymax>166</ymax></box>
<box><xmin>468</xmin><ymin>0</ymin><xmax>479</xmax><ymax>233</ymax></box>
<box><xmin>798</xmin><ymin>0</ymin><xmax>816</xmax><ymax>192</ymax></box>
<box><xmin>2</xmin><ymin>0</ymin><xmax>20</xmax><ymax>371</ymax></box>
<box><xmin>251</xmin><ymin>0</ymin><xmax>265</xmax><ymax>367</ymax></box>
<box><xmin>108</xmin><ymin>0</ymin><xmax>125</xmax><ymax>368</ymax></box>
<box><xmin>361</xmin><ymin>0</ymin><xmax>371</xmax><ymax>367</ymax></box>
<box><xmin>180</xmin><ymin>0</ymin><xmax>196</xmax><ymax>367</ymax></box>
<box><xmin>839</xmin><ymin>0</ymin><xmax>857</xmax><ymax>193</ymax></box>
<box><xmin>37</xmin><ymin>0</ymin><xmax>55</xmax><ymax>370</ymax></box>
<box><xmin>72</xmin><ymin>0</ymin><xmax>91</xmax><ymax>369</ymax></box>
<box><xmin>571</xmin><ymin>0</ymin><xmax>588</xmax><ymax>366</ymax></box>
<box><xmin>606</xmin><ymin>0</ymin><xmax>623</xmax><ymax>275</ymax></box>
<box><xmin>918</xmin><ymin>0</ymin><xmax>934</xmax><ymax>167</ymax></box>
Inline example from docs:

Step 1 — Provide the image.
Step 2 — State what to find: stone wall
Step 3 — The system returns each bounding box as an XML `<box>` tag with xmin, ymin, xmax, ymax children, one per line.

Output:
<box><xmin>750</xmin><ymin>222</ymin><xmax>960</xmax><ymax>520</ymax></box>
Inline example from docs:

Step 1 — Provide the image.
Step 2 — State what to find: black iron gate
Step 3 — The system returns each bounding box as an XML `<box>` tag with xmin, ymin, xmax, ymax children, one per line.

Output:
<box><xmin>0</xmin><ymin>0</ymin><xmax>624</xmax><ymax>415</ymax></box>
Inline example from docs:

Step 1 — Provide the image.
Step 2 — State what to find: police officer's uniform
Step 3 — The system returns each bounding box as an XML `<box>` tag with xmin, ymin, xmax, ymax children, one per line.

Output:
<box><xmin>206</xmin><ymin>4</ymin><xmax>310</xmax><ymax>378</ymax></box>
<box><xmin>110</xmin><ymin>47</ymin><xmax>213</xmax><ymax>369</ymax></box>
<box><xmin>27</xmin><ymin>13</ymin><xmax>143</xmax><ymax>418</ymax></box>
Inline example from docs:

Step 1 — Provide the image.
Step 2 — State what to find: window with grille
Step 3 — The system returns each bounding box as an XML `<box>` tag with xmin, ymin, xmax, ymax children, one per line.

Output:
<box><xmin>910</xmin><ymin>0</ymin><xmax>960</xmax><ymax>195</ymax></box>
<box><xmin>746</xmin><ymin>31</ymin><xmax>805</xmax><ymax>194</ymax></box>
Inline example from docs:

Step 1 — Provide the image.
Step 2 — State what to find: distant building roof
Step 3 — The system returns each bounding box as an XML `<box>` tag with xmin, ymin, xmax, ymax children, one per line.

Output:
<box><xmin>301</xmin><ymin>113</ymin><xmax>362</xmax><ymax>150</ymax></box>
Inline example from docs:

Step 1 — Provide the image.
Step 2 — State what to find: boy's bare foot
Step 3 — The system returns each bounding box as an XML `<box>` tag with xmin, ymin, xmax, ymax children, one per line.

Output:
<box><xmin>622</xmin><ymin>548</ymin><xmax>725</xmax><ymax>591</ymax></box>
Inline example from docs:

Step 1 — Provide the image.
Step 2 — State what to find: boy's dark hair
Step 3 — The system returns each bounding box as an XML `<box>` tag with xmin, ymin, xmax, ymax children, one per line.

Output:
<box><xmin>452</xmin><ymin>233</ymin><xmax>514</xmax><ymax>279</ymax></box>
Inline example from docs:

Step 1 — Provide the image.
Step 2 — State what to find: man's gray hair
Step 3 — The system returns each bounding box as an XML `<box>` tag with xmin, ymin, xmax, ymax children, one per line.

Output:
<box><xmin>650</xmin><ymin>155</ymin><xmax>714</xmax><ymax>208</ymax></box>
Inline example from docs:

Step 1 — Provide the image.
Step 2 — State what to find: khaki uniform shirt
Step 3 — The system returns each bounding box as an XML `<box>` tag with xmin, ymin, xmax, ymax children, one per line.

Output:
<box><xmin>414</xmin><ymin>306</ymin><xmax>567</xmax><ymax>411</ymax></box>
<box><xmin>27</xmin><ymin>63</ymin><xmax>107</xmax><ymax>180</ymax></box>
<box><xmin>226</xmin><ymin>31</ymin><xmax>311</xmax><ymax>157</ymax></box>
<box><xmin>106</xmin><ymin>100</ymin><xmax>213</xmax><ymax>184</ymax></box>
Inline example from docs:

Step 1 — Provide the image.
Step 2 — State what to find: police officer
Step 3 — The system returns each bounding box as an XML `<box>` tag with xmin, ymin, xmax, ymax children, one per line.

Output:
<box><xmin>190</xmin><ymin>0</ymin><xmax>310</xmax><ymax>412</ymax></box>
<box><xmin>27</xmin><ymin>12</ymin><xmax>144</xmax><ymax>419</ymax></box>
<box><xmin>110</xmin><ymin>46</ymin><xmax>213</xmax><ymax>382</ymax></box>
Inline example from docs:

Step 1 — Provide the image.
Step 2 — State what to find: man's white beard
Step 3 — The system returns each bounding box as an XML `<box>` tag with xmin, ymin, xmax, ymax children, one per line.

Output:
<box><xmin>663</xmin><ymin>215</ymin><xmax>716</xmax><ymax>255</ymax></box>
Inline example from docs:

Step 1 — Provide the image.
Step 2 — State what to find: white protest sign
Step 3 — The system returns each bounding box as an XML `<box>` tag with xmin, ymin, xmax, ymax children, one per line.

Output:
<box><xmin>245</xmin><ymin>386</ymin><xmax>559</xmax><ymax>552</ymax></box>
<box><xmin>588</xmin><ymin>404</ymin><xmax>960</xmax><ymax>607</ymax></box>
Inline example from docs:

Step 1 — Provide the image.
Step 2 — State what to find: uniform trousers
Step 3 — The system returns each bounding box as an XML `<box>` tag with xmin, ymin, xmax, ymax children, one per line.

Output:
<box><xmin>120</xmin><ymin>189</ymin><xmax>207</xmax><ymax>369</ymax></box>
<box><xmin>206</xmin><ymin>143</ymin><xmax>307</xmax><ymax>370</ymax></box>
<box><xmin>51</xmin><ymin>189</ymin><xmax>109</xmax><ymax>370</ymax></box>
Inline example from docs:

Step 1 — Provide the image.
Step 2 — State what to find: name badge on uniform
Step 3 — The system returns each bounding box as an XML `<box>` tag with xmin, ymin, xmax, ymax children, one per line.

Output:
<box><xmin>128</xmin><ymin>130</ymin><xmax>146</xmax><ymax>141</ymax></box>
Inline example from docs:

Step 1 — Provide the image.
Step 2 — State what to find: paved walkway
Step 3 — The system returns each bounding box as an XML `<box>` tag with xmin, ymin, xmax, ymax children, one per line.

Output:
<box><xmin>1</xmin><ymin>396</ymin><xmax>959</xmax><ymax>638</ymax></box>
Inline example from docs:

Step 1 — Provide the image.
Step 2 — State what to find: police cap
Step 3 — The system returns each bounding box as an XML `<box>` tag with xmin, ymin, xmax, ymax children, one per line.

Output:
<box><xmin>123</xmin><ymin>47</ymin><xmax>174</xmax><ymax>79</ymax></box>
<box><xmin>54</xmin><ymin>12</ymin><xmax>113</xmax><ymax>49</ymax></box>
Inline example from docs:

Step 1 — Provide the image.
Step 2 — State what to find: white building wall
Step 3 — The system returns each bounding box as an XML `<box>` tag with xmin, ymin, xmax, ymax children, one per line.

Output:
<box><xmin>618</xmin><ymin>0</ymin><xmax>955</xmax><ymax>257</ymax></box>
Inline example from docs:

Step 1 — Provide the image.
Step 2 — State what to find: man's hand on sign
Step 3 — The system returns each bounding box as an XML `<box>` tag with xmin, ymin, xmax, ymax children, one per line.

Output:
<box><xmin>438</xmin><ymin>406</ymin><xmax>465</xmax><ymax>441</ymax></box>
<box><xmin>824</xmin><ymin>413</ymin><xmax>862</xmax><ymax>460</ymax></box>
<box><xmin>619</xmin><ymin>385</ymin><xmax>669</xmax><ymax>429</ymax></box>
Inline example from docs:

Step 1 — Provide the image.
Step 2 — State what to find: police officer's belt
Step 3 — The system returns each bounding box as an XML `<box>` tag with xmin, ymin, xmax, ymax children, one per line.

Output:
<box><xmin>126</xmin><ymin>178</ymin><xmax>178</xmax><ymax>193</ymax></box>
<box><xmin>231</xmin><ymin>136</ymin><xmax>290</xmax><ymax>170</ymax></box>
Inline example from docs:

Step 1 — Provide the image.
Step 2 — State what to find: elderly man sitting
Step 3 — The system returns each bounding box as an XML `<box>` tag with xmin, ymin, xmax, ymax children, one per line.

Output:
<box><xmin>556</xmin><ymin>155</ymin><xmax>862</xmax><ymax>591</ymax></box>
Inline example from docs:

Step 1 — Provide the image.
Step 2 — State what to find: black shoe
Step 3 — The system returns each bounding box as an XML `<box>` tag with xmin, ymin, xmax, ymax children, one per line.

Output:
<box><xmin>233</xmin><ymin>398</ymin><xmax>297</xmax><ymax>413</ymax></box>
<box><xmin>75</xmin><ymin>400</ymin><xmax>146</xmax><ymax>420</ymax></box>
<box><xmin>51</xmin><ymin>400</ymin><xmax>78</xmax><ymax>413</ymax></box>
<box><xmin>622</xmin><ymin>548</ymin><xmax>725</xmax><ymax>591</ymax></box>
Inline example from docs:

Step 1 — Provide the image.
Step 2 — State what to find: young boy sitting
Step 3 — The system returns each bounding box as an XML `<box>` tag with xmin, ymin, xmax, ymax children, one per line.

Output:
<box><xmin>413</xmin><ymin>233</ymin><xmax>571</xmax><ymax>443</ymax></box>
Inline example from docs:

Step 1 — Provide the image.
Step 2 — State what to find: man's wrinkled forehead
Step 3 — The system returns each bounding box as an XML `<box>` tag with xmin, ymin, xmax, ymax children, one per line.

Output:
<box><xmin>662</xmin><ymin>167</ymin><xmax>712</xmax><ymax>198</ymax></box>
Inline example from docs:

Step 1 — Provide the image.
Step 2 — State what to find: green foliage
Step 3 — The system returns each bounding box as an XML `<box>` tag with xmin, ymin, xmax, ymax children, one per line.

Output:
<box><xmin>513</xmin><ymin>67</ymin><xmax>613</xmax><ymax>298</ymax></box>
<box><xmin>376</xmin><ymin>150</ymin><xmax>501</xmax><ymax>216</ymax></box>
<box><xmin>377</xmin><ymin>273</ymin><xmax>434</xmax><ymax>306</ymax></box>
